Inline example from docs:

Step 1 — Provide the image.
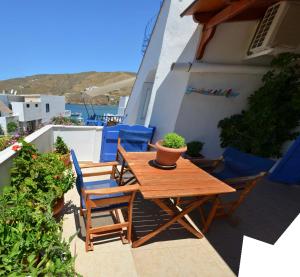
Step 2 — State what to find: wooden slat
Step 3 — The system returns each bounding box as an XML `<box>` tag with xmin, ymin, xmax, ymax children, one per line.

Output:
<box><xmin>82</xmin><ymin>170</ymin><xmax>113</xmax><ymax>177</ymax></box>
<box><xmin>87</xmin><ymin>195</ymin><xmax>131</xmax><ymax>208</ymax></box>
<box><xmin>89</xmin><ymin>222</ymin><xmax>129</xmax><ymax>234</ymax></box>
<box><xmin>122</xmin><ymin>152</ymin><xmax>235</xmax><ymax>199</ymax></box>
<box><xmin>80</xmin><ymin>161</ymin><xmax>119</xmax><ymax>169</ymax></box>
<box><xmin>181</xmin><ymin>0</ymin><xmax>228</xmax><ymax>17</ymax></box>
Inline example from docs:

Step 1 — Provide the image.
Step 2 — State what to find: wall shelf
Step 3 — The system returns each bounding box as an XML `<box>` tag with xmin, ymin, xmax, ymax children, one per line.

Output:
<box><xmin>186</xmin><ymin>87</ymin><xmax>239</xmax><ymax>98</ymax></box>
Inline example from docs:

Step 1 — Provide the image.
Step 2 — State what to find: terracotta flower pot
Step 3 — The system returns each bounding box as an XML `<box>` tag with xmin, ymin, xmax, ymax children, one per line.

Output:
<box><xmin>155</xmin><ymin>140</ymin><xmax>187</xmax><ymax>166</ymax></box>
<box><xmin>61</xmin><ymin>153</ymin><xmax>71</xmax><ymax>167</ymax></box>
<box><xmin>53</xmin><ymin>196</ymin><xmax>64</xmax><ymax>216</ymax></box>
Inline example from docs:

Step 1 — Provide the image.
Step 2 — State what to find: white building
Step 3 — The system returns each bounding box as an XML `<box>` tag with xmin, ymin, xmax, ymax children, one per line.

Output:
<box><xmin>124</xmin><ymin>0</ymin><xmax>300</xmax><ymax>158</ymax></box>
<box><xmin>0</xmin><ymin>94</ymin><xmax>65</xmax><ymax>133</ymax></box>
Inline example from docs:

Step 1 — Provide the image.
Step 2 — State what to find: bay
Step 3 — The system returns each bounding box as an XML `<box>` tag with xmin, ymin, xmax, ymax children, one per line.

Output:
<box><xmin>65</xmin><ymin>104</ymin><xmax>118</xmax><ymax>122</ymax></box>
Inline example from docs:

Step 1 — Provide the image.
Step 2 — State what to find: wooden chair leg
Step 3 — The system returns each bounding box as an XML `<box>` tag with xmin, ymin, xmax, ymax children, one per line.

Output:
<box><xmin>80</xmin><ymin>204</ymin><xmax>84</xmax><ymax>216</ymax></box>
<box><xmin>202</xmin><ymin>197</ymin><xmax>220</xmax><ymax>233</ymax></box>
<box><xmin>85</xmin><ymin>207</ymin><xmax>93</xmax><ymax>252</ymax></box>
<box><xmin>127</xmin><ymin>204</ymin><xmax>133</xmax><ymax>243</ymax></box>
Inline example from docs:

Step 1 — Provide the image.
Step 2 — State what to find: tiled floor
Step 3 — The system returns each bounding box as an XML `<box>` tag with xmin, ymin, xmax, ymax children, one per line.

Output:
<box><xmin>62</xmin><ymin>168</ymin><xmax>235</xmax><ymax>277</ymax></box>
<box><xmin>62</xmin><ymin>165</ymin><xmax>300</xmax><ymax>276</ymax></box>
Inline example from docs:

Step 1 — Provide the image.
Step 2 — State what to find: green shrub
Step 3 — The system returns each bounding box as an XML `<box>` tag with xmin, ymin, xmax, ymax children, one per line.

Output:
<box><xmin>0</xmin><ymin>187</ymin><xmax>76</xmax><ymax>276</ymax></box>
<box><xmin>51</xmin><ymin>116</ymin><xmax>81</xmax><ymax>126</ymax></box>
<box><xmin>187</xmin><ymin>141</ymin><xmax>204</xmax><ymax>157</ymax></box>
<box><xmin>7</xmin><ymin>121</ymin><xmax>18</xmax><ymax>133</ymax></box>
<box><xmin>54</xmin><ymin>136</ymin><xmax>69</xmax><ymax>155</ymax></box>
<box><xmin>0</xmin><ymin>125</ymin><xmax>4</xmax><ymax>135</ymax></box>
<box><xmin>162</xmin><ymin>133</ymin><xmax>186</xmax><ymax>149</ymax></box>
<box><xmin>0</xmin><ymin>142</ymin><xmax>77</xmax><ymax>275</ymax></box>
<box><xmin>218</xmin><ymin>53</ymin><xmax>300</xmax><ymax>157</ymax></box>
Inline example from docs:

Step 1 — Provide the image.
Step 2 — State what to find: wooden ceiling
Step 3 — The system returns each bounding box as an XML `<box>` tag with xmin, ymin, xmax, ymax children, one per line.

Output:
<box><xmin>181</xmin><ymin>0</ymin><xmax>283</xmax><ymax>59</ymax></box>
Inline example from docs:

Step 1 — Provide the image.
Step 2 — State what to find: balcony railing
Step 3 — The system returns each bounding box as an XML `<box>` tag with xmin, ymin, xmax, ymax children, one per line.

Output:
<box><xmin>0</xmin><ymin>125</ymin><xmax>103</xmax><ymax>188</ymax></box>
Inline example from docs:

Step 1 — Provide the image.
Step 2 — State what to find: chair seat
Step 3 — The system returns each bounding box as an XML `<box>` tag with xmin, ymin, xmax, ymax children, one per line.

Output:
<box><xmin>81</xmin><ymin>179</ymin><xmax>128</xmax><ymax>210</ymax></box>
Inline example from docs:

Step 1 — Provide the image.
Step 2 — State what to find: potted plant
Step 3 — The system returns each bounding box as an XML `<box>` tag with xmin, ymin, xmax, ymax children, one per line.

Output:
<box><xmin>155</xmin><ymin>133</ymin><xmax>187</xmax><ymax>166</ymax></box>
<box><xmin>54</xmin><ymin>136</ymin><xmax>70</xmax><ymax>166</ymax></box>
<box><xmin>185</xmin><ymin>141</ymin><xmax>204</xmax><ymax>158</ymax></box>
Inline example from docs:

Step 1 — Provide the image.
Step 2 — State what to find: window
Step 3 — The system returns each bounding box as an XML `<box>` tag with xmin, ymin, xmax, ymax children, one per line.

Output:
<box><xmin>46</xmin><ymin>103</ymin><xmax>50</xmax><ymax>113</ymax></box>
<box><xmin>35</xmin><ymin>104</ymin><xmax>38</xmax><ymax>108</ymax></box>
<box><xmin>26</xmin><ymin>104</ymin><xmax>30</xmax><ymax>108</ymax></box>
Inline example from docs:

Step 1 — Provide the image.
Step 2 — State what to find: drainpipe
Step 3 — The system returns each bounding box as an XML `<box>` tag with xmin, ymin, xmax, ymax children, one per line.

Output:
<box><xmin>170</xmin><ymin>62</ymin><xmax>270</xmax><ymax>75</ymax></box>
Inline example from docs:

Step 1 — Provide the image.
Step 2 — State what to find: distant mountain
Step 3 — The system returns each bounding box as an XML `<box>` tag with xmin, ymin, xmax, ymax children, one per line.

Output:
<box><xmin>0</xmin><ymin>71</ymin><xmax>136</xmax><ymax>105</ymax></box>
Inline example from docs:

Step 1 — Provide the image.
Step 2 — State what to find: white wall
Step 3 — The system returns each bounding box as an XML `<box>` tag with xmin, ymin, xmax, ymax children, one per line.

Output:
<box><xmin>124</xmin><ymin>0</ymin><xmax>171</xmax><ymax>124</ymax></box>
<box><xmin>146</xmin><ymin>0</ymin><xmax>199</xmax><ymax>140</ymax></box>
<box><xmin>40</xmin><ymin>95</ymin><xmax>65</xmax><ymax>123</ymax></box>
<box><xmin>175</xmin><ymin>72</ymin><xmax>264</xmax><ymax>158</ymax></box>
<box><xmin>53</xmin><ymin>125</ymin><xmax>102</xmax><ymax>162</ymax></box>
<box><xmin>11</xmin><ymin>102</ymin><xmax>42</xmax><ymax>122</ymax></box>
<box><xmin>0</xmin><ymin>125</ymin><xmax>103</xmax><ymax>188</ymax></box>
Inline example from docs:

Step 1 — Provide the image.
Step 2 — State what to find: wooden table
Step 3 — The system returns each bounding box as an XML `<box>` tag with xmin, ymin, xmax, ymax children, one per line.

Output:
<box><xmin>122</xmin><ymin>151</ymin><xmax>235</xmax><ymax>248</ymax></box>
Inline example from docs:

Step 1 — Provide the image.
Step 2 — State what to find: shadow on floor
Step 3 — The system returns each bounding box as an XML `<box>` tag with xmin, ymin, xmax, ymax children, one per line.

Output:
<box><xmin>195</xmin><ymin>179</ymin><xmax>300</xmax><ymax>274</ymax></box>
<box><xmin>70</xmin><ymin>180</ymin><xmax>300</xmax><ymax>275</ymax></box>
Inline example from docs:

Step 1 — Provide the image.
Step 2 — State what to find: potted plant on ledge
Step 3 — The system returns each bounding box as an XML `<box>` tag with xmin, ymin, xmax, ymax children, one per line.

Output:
<box><xmin>155</xmin><ymin>133</ymin><xmax>187</xmax><ymax>166</ymax></box>
<box><xmin>54</xmin><ymin>136</ymin><xmax>70</xmax><ymax>166</ymax></box>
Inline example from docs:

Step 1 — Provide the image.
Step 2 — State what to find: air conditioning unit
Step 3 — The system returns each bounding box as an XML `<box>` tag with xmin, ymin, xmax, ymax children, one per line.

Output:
<box><xmin>247</xmin><ymin>1</ymin><xmax>300</xmax><ymax>57</ymax></box>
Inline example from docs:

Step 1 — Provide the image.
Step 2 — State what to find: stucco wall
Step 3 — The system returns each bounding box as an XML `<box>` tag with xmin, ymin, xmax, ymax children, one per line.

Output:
<box><xmin>53</xmin><ymin>125</ymin><xmax>102</xmax><ymax>162</ymax></box>
<box><xmin>0</xmin><ymin>125</ymin><xmax>103</xmax><ymax>188</ymax></box>
<box><xmin>11</xmin><ymin>102</ymin><xmax>42</xmax><ymax>122</ymax></box>
<box><xmin>40</xmin><ymin>95</ymin><xmax>65</xmax><ymax>123</ymax></box>
<box><xmin>124</xmin><ymin>0</ymin><xmax>171</xmax><ymax>125</ymax></box>
<box><xmin>174</xmin><ymin>72</ymin><xmax>264</xmax><ymax>158</ymax></box>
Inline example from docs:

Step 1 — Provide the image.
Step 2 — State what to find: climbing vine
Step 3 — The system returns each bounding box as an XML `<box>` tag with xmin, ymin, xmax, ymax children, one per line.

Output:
<box><xmin>218</xmin><ymin>53</ymin><xmax>300</xmax><ymax>158</ymax></box>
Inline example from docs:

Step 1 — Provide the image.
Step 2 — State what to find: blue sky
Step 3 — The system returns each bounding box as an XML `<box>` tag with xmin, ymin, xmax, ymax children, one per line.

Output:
<box><xmin>0</xmin><ymin>0</ymin><xmax>161</xmax><ymax>80</ymax></box>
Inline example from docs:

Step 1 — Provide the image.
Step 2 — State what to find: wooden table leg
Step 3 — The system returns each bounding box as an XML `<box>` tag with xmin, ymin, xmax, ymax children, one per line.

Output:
<box><xmin>132</xmin><ymin>198</ymin><xmax>207</xmax><ymax>248</ymax></box>
<box><xmin>153</xmin><ymin>198</ymin><xmax>204</xmax><ymax>239</ymax></box>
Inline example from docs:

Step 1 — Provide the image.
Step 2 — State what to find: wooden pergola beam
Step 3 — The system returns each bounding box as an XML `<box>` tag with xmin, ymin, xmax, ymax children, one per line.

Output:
<box><xmin>195</xmin><ymin>0</ymin><xmax>275</xmax><ymax>59</ymax></box>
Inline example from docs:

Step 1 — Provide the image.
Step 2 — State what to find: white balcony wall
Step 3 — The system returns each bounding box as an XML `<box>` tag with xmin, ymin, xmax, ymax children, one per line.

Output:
<box><xmin>53</xmin><ymin>125</ymin><xmax>102</xmax><ymax>162</ymax></box>
<box><xmin>0</xmin><ymin>125</ymin><xmax>103</xmax><ymax>189</ymax></box>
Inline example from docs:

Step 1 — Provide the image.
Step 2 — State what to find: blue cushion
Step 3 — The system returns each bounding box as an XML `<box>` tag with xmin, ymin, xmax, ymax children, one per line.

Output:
<box><xmin>220</xmin><ymin>147</ymin><xmax>275</xmax><ymax>178</ymax></box>
<box><xmin>81</xmin><ymin>179</ymin><xmax>127</xmax><ymax>210</ymax></box>
<box><xmin>213</xmin><ymin>167</ymin><xmax>240</xmax><ymax>180</ymax></box>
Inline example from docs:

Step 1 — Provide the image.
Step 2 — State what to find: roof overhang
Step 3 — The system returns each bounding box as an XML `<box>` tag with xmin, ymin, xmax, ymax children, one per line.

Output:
<box><xmin>181</xmin><ymin>0</ymin><xmax>282</xmax><ymax>59</ymax></box>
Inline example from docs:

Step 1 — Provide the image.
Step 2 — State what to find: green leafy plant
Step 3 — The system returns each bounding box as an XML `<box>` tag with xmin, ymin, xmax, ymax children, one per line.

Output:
<box><xmin>186</xmin><ymin>141</ymin><xmax>204</xmax><ymax>157</ymax></box>
<box><xmin>54</xmin><ymin>136</ymin><xmax>69</xmax><ymax>155</ymax></box>
<box><xmin>0</xmin><ymin>187</ymin><xmax>76</xmax><ymax>276</ymax></box>
<box><xmin>0</xmin><ymin>141</ymin><xmax>77</xmax><ymax>275</ymax></box>
<box><xmin>51</xmin><ymin>116</ymin><xmax>81</xmax><ymax>126</ymax></box>
<box><xmin>162</xmin><ymin>133</ymin><xmax>186</xmax><ymax>149</ymax></box>
<box><xmin>7</xmin><ymin>121</ymin><xmax>18</xmax><ymax>133</ymax></box>
<box><xmin>218</xmin><ymin>53</ymin><xmax>300</xmax><ymax>157</ymax></box>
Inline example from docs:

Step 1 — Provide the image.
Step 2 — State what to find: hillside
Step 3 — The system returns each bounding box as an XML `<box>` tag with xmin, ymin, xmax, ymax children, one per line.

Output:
<box><xmin>0</xmin><ymin>72</ymin><xmax>136</xmax><ymax>105</ymax></box>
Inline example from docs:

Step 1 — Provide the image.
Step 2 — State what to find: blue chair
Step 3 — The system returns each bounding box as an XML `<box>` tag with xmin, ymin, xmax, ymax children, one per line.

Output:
<box><xmin>70</xmin><ymin>149</ymin><xmax>138</xmax><ymax>251</ymax></box>
<box><xmin>193</xmin><ymin>147</ymin><xmax>276</xmax><ymax>232</ymax></box>
<box><xmin>100</xmin><ymin>124</ymin><xmax>155</xmax><ymax>162</ymax></box>
<box><xmin>116</xmin><ymin>128</ymin><xmax>155</xmax><ymax>185</ymax></box>
<box><xmin>269</xmin><ymin>136</ymin><xmax>300</xmax><ymax>185</ymax></box>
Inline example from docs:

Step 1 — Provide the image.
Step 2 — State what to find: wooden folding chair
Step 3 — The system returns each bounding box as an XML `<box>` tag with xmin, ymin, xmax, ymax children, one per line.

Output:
<box><xmin>83</xmin><ymin>184</ymin><xmax>139</xmax><ymax>251</ymax></box>
<box><xmin>200</xmin><ymin>172</ymin><xmax>266</xmax><ymax>233</ymax></box>
<box><xmin>70</xmin><ymin>149</ymin><xmax>139</xmax><ymax>251</ymax></box>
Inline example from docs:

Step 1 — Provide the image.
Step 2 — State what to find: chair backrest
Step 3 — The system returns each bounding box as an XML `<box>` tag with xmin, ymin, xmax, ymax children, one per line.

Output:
<box><xmin>71</xmin><ymin>149</ymin><xmax>84</xmax><ymax>195</ymax></box>
<box><xmin>100</xmin><ymin>124</ymin><xmax>155</xmax><ymax>162</ymax></box>
<box><xmin>269</xmin><ymin>136</ymin><xmax>300</xmax><ymax>185</ymax></box>
<box><xmin>119</xmin><ymin>128</ymin><xmax>153</xmax><ymax>152</ymax></box>
<box><xmin>223</xmin><ymin>147</ymin><xmax>276</xmax><ymax>177</ymax></box>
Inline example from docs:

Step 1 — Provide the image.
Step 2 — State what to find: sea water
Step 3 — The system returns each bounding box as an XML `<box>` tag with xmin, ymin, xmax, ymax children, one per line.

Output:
<box><xmin>65</xmin><ymin>104</ymin><xmax>118</xmax><ymax>122</ymax></box>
